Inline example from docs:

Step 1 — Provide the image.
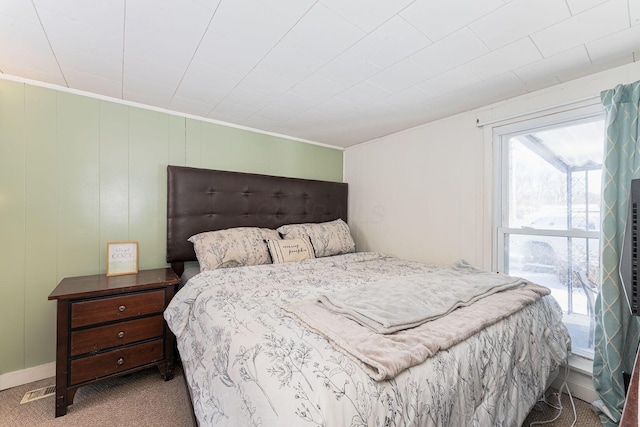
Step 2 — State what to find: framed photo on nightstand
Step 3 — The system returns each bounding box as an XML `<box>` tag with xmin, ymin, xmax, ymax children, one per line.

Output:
<box><xmin>106</xmin><ymin>241</ymin><xmax>139</xmax><ymax>276</ymax></box>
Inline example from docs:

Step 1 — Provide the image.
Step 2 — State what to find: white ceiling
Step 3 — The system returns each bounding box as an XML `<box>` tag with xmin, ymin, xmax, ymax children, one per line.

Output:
<box><xmin>1</xmin><ymin>0</ymin><xmax>638</xmax><ymax>148</ymax></box>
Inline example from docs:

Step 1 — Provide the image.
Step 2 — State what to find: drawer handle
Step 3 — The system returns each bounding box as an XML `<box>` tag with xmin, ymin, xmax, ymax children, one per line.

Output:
<box><xmin>117</xmin><ymin>358</ymin><xmax>124</xmax><ymax>365</ymax></box>
<box><xmin>117</xmin><ymin>331</ymin><xmax>125</xmax><ymax>338</ymax></box>
<box><xmin>118</xmin><ymin>305</ymin><xmax>126</xmax><ymax>312</ymax></box>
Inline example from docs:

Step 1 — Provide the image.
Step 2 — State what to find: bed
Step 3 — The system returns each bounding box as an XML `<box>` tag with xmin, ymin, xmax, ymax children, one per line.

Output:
<box><xmin>163</xmin><ymin>165</ymin><xmax>571</xmax><ymax>426</ymax></box>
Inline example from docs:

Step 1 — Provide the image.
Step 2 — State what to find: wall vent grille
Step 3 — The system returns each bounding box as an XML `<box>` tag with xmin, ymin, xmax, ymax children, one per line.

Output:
<box><xmin>20</xmin><ymin>385</ymin><xmax>55</xmax><ymax>404</ymax></box>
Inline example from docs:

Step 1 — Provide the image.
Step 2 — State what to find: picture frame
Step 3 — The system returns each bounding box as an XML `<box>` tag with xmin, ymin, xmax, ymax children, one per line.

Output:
<box><xmin>106</xmin><ymin>241</ymin><xmax>139</xmax><ymax>277</ymax></box>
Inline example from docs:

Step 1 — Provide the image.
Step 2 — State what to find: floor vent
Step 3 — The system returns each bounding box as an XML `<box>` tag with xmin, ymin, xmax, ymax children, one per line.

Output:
<box><xmin>20</xmin><ymin>385</ymin><xmax>56</xmax><ymax>404</ymax></box>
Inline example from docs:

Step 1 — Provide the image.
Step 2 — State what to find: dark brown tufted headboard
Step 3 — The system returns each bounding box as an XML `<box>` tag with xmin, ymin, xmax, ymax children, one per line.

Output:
<box><xmin>166</xmin><ymin>165</ymin><xmax>348</xmax><ymax>275</ymax></box>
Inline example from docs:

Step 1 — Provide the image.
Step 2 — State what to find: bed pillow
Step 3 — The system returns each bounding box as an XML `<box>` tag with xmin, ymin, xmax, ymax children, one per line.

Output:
<box><xmin>188</xmin><ymin>227</ymin><xmax>280</xmax><ymax>271</ymax></box>
<box><xmin>266</xmin><ymin>237</ymin><xmax>316</xmax><ymax>264</ymax></box>
<box><xmin>277</xmin><ymin>219</ymin><xmax>355</xmax><ymax>258</ymax></box>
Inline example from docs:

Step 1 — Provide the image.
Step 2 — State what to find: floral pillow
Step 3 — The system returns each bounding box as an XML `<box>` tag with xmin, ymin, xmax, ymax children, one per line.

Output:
<box><xmin>188</xmin><ymin>227</ymin><xmax>280</xmax><ymax>271</ymax></box>
<box><xmin>277</xmin><ymin>219</ymin><xmax>355</xmax><ymax>258</ymax></box>
<box><xmin>266</xmin><ymin>237</ymin><xmax>316</xmax><ymax>264</ymax></box>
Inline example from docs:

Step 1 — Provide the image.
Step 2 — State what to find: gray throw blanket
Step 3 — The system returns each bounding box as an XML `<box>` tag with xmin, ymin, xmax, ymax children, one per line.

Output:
<box><xmin>316</xmin><ymin>259</ymin><xmax>526</xmax><ymax>333</ymax></box>
<box><xmin>282</xmin><ymin>281</ymin><xmax>551</xmax><ymax>380</ymax></box>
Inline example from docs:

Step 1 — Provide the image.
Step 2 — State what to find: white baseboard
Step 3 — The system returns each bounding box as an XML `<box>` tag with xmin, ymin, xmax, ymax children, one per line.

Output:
<box><xmin>551</xmin><ymin>355</ymin><xmax>598</xmax><ymax>403</ymax></box>
<box><xmin>0</xmin><ymin>362</ymin><xmax>56</xmax><ymax>391</ymax></box>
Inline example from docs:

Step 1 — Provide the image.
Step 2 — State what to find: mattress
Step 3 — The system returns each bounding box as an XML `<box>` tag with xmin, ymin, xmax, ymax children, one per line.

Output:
<box><xmin>164</xmin><ymin>252</ymin><xmax>570</xmax><ymax>426</ymax></box>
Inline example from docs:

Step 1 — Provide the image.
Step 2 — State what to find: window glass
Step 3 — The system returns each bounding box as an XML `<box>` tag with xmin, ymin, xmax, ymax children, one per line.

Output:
<box><xmin>496</xmin><ymin>114</ymin><xmax>604</xmax><ymax>358</ymax></box>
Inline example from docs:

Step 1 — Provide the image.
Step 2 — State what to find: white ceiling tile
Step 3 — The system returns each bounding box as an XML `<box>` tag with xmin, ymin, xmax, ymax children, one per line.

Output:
<box><xmin>338</xmin><ymin>81</ymin><xmax>392</xmax><ymax>106</ymax></box>
<box><xmin>63</xmin><ymin>69</ymin><xmax>121</xmax><ymax>98</ymax></box>
<box><xmin>36</xmin><ymin>6</ymin><xmax>123</xmax><ymax>55</ymax></box>
<box><xmin>169</xmin><ymin>95</ymin><xmax>215</xmax><ymax>117</ymax></box>
<box><xmin>123</xmin><ymin>76</ymin><xmax>174</xmax><ymax>106</ymax></box>
<box><xmin>362</xmin><ymin>100</ymin><xmax>401</xmax><ymax>116</ymax></box>
<box><xmin>278</xmin><ymin>118</ymin><xmax>322</xmax><ymax>134</ymax></box>
<box><xmin>269</xmin><ymin>92</ymin><xmax>315</xmax><ymax>112</ymax></box>
<box><xmin>306</xmin><ymin>97</ymin><xmax>362</xmax><ymax>121</ymax></box>
<box><xmin>416</xmin><ymin>66</ymin><xmax>481</xmax><ymax>97</ymax></box>
<box><xmin>223</xmin><ymin>87</ymin><xmax>274</xmax><ymax>110</ymax></box>
<box><xmin>35</xmin><ymin>9</ymin><xmax>123</xmax><ymax>82</ymax></box>
<box><xmin>125</xmin><ymin>24</ymin><xmax>198</xmax><ymax>70</ymax></box>
<box><xmin>379</xmin><ymin>87</ymin><xmax>434</xmax><ymax>108</ymax></box>
<box><xmin>0</xmin><ymin>0</ymin><xmax>634</xmax><ymax>148</ymax></box>
<box><xmin>316</xmin><ymin>51</ymin><xmax>382</xmax><ymax>87</ymax></box>
<box><xmin>370</xmin><ymin>113</ymin><xmax>431</xmax><ymax>138</ymax></box>
<box><xmin>565</xmin><ymin>0</ymin><xmax>608</xmax><ymax>15</ymax></box>
<box><xmin>286</xmin><ymin>3</ymin><xmax>365</xmax><ymax>62</ymax></box>
<box><xmin>254</xmin><ymin>0</ymin><xmax>315</xmax><ymax>21</ymax></box>
<box><xmin>125</xmin><ymin>55</ymin><xmax>184</xmax><ymax>90</ymax></box>
<box><xmin>586</xmin><ymin>25</ymin><xmax>640</xmax><ymax>64</ymax></box>
<box><xmin>290</xmin><ymin>75</ymin><xmax>346</xmax><ymax>103</ymax></box>
<box><xmin>631</xmin><ymin>0</ymin><xmax>640</xmax><ymax>26</ymax></box>
<box><xmin>126</xmin><ymin>0</ymin><xmax>212</xmax><ymax>40</ymax></box>
<box><xmin>253</xmin><ymin>104</ymin><xmax>298</xmax><ymax>122</ymax></box>
<box><xmin>531</xmin><ymin>0</ymin><xmax>630</xmax><ymax>57</ymax></box>
<box><xmin>58</xmin><ymin>49</ymin><xmax>122</xmax><ymax>82</ymax></box>
<box><xmin>4</xmin><ymin>66</ymin><xmax>67</xmax><ymax>86</ymax></box>
<box><xmin>427</xmin><ymin>72</ymin><xmax>527</xmax><ymax>111</ymax></box>
<box><xmin>291</xmin><ymin>111</ymin><xmax>344</xmax><ymax>129</ymax></box>
<box><xmin>209</xmin><ymin>100</ymin><xmax>256</xmax><ymax>121</ymax></box>
<box><xmin>208</xmin><ymin>0</ymin><xmax>296</xmax><ymax>50</ymax></box>
<box><xmin>0</xmin><ymin>14</ymin><xmax>65</xmax><ymax>84</ymax></box>
<box><xmin>243</xmin><ymin>115</ymin><xmax>281</xmax><ymax>130</ymax></box>
<box><xmin>195</xmin><ymin>31</ymin><xmax>266</xmax><ymax>76</ymax></box>
<box><xmin>320</xmin><ymin>0</ymin><xmax>414</xmax><ymax>32</ymax></box>
<box><xmin>513</xmin><ymin>46</ymin><xmax>592</xmax><ymax>87</ymax></box>
<box><xmin>469</xmin><ymin>0</ymin><xmax>570</xmax><ymax>49</ymax></box>
<box><xmin>409</xmin><ymin>27</ymin><xmax>490</xmax><ymax>76</ymax></box>
<box><xmin>237</xmin><ymin>67</ymin><xmax>296</xmax><ymax>98</ymax></box>
<box><xmin>192</xmin><ymin>0</ymin><xmax>221</xmax><ymax>9</ymax></box>
<box><xmin>34</xmin><ymin>0</ymin><xmax>124</xmax><ymax>30</ymax></box>
<box><xmin>259</xmin><ymin>40</ymin><xmax>327</xmax><ymax>83</ymax></box>
<box><xmin>0</xmin><ymin>14</ymin><xmax>48</xmax><ymax>59</ymax></box>
<box><xmin>349</xmin><ymin>16</ymin><xmax>432</xmax><ymax>69</ymax></box>
<box><xmin>173</xmin><ymin>84</ymin><xmax>226</xmax><ymax>109</ymax></box>
<box><xmin>587</xmin><ymin>55</ymin><xmax>636</xmax><ymax>73</ymax></box>
<box><xmin>367</xmin><ymin>58</ymin><xmax>433</xmax><ymax>93</ymax></box>
<box><xmin>401</xmin><ymin>0</ymin><xmax>503</xmax><ymax>41</ymax></box>
<box><xmin>174</xmin><ymin>74</ymin><xmax>230</xmax><ymax>107</ymax></box>
<box><xmin>1</xmin><ymin>0</ymin><xmax>40</xmax><ymax>23</ymax></box>
<box><xmin>179</xmin><ymin>60</ymin><xmax>242</xmax><ymax>92</ymax></box>
<box><xmin>466</xmin><ymin>38</ymin><xmax>543</xmax><ymax>80</ymax></box>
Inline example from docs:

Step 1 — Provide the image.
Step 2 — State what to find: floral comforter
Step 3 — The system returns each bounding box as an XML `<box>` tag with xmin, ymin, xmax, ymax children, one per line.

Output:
<box><xmin>164</xmin><ymin>252</ymin><xmax>570</xmax><ymax>427</ymax></box>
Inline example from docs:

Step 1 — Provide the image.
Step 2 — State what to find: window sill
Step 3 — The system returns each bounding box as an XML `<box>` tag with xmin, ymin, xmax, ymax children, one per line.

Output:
<box><xmin>568</xmin><ymin>353</ymin><xmax>593</xmax><ymax>375</ymax></box>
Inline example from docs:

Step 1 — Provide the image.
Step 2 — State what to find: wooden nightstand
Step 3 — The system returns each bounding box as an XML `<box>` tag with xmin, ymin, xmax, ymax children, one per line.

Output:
<box><xmin>48</xmin><ymin>268</ymin><xmax>180</xmax><ymax>417</ymax></box>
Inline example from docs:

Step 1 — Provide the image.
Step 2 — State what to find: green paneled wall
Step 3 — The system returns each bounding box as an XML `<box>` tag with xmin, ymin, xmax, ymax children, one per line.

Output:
<box><xmin>0</xmin><ymin>79</ymin><xmax>343</xmax><ymax>377</ymax></box>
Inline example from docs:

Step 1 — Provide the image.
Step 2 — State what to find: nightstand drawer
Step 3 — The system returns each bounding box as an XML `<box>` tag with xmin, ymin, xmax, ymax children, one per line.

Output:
<box><xmin>69</xmin><ymin>339</ymin><xmax>163</xmax><ymax>385</ymax></box>
<box><xmin>70</xmin><ymin>316</ymin><xmax>164</xmax><ymax>356</ymax></box>
<box><xmin>71</xmin><ymin>290</ymin><xmax>165</xmax><ymax>328</ymax></box>
<box><xmin>49</xmin><ymin>268</ymin><xmax>179</xmax><ymax>417</ymax></box>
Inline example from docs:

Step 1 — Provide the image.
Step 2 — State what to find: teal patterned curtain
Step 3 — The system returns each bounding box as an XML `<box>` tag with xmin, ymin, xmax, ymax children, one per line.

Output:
<box><xmin>593</xmin><ymin>80</ymin><xmax>640</xmax><ymax>425</ymax></box>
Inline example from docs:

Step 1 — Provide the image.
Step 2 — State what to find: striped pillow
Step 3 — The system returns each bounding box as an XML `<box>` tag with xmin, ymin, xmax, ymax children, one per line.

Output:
<box><xmin>266</xmin><ymin>237</ymin><xmax>315</xmax><ymax>264</ymax></box>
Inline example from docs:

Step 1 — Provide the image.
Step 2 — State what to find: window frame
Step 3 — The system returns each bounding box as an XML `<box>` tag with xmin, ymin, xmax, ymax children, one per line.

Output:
<box><xmin>492</xmin><ymin>104</ymin><xmax>606</xmax><ymax>274</ymax></box>
<box><xmin>492</xmin><ymin>104</ymin><xmax>606</xmax><ymax>359</ymax></box>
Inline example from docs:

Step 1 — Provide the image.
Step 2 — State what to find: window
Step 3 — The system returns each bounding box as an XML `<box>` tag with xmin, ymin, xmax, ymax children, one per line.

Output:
<box><xmin>494</xmin><ymin>107</ymin><xmax>605</xmax><ymax>359</ymax></box>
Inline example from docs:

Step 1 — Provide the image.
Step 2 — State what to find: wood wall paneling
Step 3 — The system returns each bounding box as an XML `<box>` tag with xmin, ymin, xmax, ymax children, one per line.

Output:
<box><xmin>24</xmin><ymin>85</ymin><xmax>58</xmax><ymax>367</ymax></box>
<box><xmin>0</xmin><ymin>80</ymin><xmax>27</xmax><ymax>374</ymax></box>
<box><xmin>0</xmin><ymin>78</ymin><xmax>343</xmax><ymax>378</ymax></box>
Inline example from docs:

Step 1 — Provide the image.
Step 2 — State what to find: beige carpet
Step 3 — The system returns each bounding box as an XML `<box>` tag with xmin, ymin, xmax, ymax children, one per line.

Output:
<box><xmin>523</xmin><ymin>389</ymin><xmax>603</xmax><ymax>426</ymax></box>
<box><xmin>1</xmin><ymin>366</ymin><xmax>602</xmax><ymax>427</ymax></box>
<box><xmin>0</xmin><ymin>366</ymin><xmax>195</xmax><ymax>427</ymax></box>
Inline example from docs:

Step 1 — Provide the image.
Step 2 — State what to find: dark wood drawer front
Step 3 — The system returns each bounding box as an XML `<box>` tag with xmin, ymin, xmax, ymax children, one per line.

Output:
<box><xmin>71</xmin><ymin>290</ymin><xmax>165</xmax><ymax>328</ymax></box>
<box><xmin>70</xmin><ymin>316</ymin><xmax>164</xmax><ymax>356</ymax></box>
<box><xmin>69</xmin><ymin>339</ymin><xmax>163</xmax><ymax>385</ymax></box>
